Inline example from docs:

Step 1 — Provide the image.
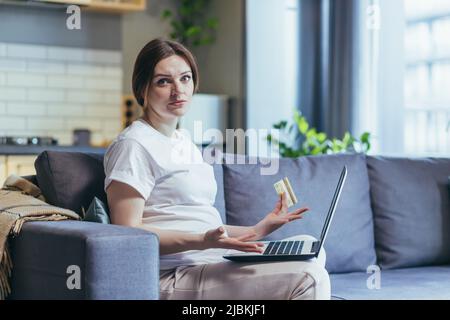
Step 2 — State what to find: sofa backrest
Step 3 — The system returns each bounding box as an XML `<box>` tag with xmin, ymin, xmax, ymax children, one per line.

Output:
<box><xmin>34</xmin><ymin>151</ymin><xmax>227</xmax><ymax>223</ymax></box>
<box><xmin>222</xmin><ymin>153</ymin><xmax>377</xmax><ymax>274</ymax></box>
<box><xmin>35</xmin><ymin>150</ymin><xmax>450</xmax><ymax>273</ymax></box>
<box><xmin>367</xmin><ymin>156</ymin><xmax>450</xmax><ymax>269</ymax></box>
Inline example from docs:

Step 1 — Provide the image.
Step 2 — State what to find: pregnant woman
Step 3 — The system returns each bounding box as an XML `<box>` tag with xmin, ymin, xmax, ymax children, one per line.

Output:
<box><xmin>104</xmin><ymin>38</ymin><xmax>330</xmax><ymax>300</ymax></box>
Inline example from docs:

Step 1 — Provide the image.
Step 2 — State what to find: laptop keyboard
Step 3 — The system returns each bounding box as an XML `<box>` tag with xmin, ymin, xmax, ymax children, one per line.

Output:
<box><xmin>263</xmin><ymin>240</ymin><xmax>320</xmax><ymax>255</ymax></box>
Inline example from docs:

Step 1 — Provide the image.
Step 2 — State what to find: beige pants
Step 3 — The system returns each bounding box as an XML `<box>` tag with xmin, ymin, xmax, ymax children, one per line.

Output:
<box><xmin>159</xmin><ymin>235</ymin><xmax>330</xmax><ymax>300</ymax></box>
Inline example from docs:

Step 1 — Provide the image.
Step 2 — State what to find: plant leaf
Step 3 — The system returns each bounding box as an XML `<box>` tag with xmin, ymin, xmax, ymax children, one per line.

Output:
<box><xmin>171</xmin><ymin>21</ymin><xmax>182</xmax><ymax>32</ymax></box>
<box><xmin>296</xmin><ymin>116</ymin><xmax>309</xmax><ymax>135</ymax></box>
<box><xmin>186</xmin><ymin>26</ymin><xmax>202</xmax><ymax>37</ymax></box>
<box><xmin>306</xmin><ymin>128</ymin><xmax>317</xmax><ymax>139</ymax></box>
<box><xmin>360</xmin><ymin>132</ymin><xmax>370</xmax><ymax>143</ymax></box>
<box><xmin>268</xmin><ymin>111</ymin><xmax>371</xmax><ymax>158</ymax></box>
<box><xmin>207</xmin><ymin>18</ymin><xmax>219</xmax><ymax>29</ymax></box>
<box><xmin>273</xmin><ymin>121</ymin><xmax>287</xmax><ymax>130</ymax></box>
<box><xmin>317</xmin><ymin>132</ymin><xmax>327</xmax><ymax>143</ymax></box>
<box><xmin>162</xmin><ymin>9</ymin><xmax>172</xmax><ymax>19</ymax></box>
<box><xmin>342</xmin><ymin>132</ymin><xmax>352</xmax><ymax>145</ymax></box>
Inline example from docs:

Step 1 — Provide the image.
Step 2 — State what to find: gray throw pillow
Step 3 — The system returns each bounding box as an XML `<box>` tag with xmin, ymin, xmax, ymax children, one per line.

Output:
<box><xmin>368</xmin><ymin>157</ymin><xmax>450</xmax><ymax>269</ymax></box>
<box><xmin>34</xmin><ymin>151</ymin><xmax>106</xmax><ymax>218</ymax></box>
<box><xmin>82</xmin><ymin>197</ymin><xmax>110</xmax><ymax>224</ymax></box>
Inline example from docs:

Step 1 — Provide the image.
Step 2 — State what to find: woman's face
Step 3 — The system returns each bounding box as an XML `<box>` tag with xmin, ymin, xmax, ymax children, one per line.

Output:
<box><xmin>145</xmin><ymin>55</ymin><xmax>194</xmax><ymax>120</ymax></box>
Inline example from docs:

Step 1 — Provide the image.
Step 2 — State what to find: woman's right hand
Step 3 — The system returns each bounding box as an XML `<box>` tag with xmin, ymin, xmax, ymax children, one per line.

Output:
<box><xmin>202</xmin><ymin>226</ymin><xmax>264</xmax><ymax>253</ymax></box>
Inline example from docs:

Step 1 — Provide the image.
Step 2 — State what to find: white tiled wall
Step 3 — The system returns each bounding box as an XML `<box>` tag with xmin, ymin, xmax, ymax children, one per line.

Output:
<box><xmin>0</xmin><ymin>42</ymin><xmax>123</xmax><ymax>146</ymax></box>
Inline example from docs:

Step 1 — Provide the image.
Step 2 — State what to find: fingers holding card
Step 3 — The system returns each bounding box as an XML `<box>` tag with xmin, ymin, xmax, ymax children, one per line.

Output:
<box><xmin>273</xmin><ymin>177</ymin><xmax>298</xmax><ymax>208</ymax></box>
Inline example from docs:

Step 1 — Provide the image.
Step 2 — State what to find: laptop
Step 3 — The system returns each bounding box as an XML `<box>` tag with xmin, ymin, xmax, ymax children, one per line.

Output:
<box><xmin>223</xmin><ymin>166</ymin><xmax>347</xmax><ymax>262</ymax></box>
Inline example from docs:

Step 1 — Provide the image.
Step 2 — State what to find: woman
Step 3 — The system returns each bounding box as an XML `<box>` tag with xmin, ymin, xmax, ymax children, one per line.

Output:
<box><xmin>104</xmin><ymin>38</ymin><xmax>330</xmax><ymax>300</ymax></box>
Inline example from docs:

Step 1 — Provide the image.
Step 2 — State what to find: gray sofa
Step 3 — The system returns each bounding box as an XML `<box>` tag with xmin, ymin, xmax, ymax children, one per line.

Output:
<box><xmin>7</xmin><ymin>151</ymin><xmax>450</xmax><ymax>300</ymax></box>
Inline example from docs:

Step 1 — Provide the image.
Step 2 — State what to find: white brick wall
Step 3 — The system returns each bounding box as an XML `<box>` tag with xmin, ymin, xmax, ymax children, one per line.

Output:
<box><xmin>7</xmin><ymin>72</ymin><xmax>47</xmax><ymax>87</ymax></box>
<box><xmin>0</xmin><ymin>59</ymin><xmax>27</xmax><ymax>72</ymax></box>
<box><xmin>47</xmin><ymin>74</ymin><xmax>84</xmax><ymax>89</ymax></box>
<box><xmin>27</xmin><ymin>61</ymin><xmax>65</xmax><ymax>74</ymax></box>
<box><xmin>84</xmin><ymin>104</ymin><xmax>121</xmax><ymax>118</ymax></box>
<box><xmin>0</xmin><ymin>42</ymin><xmax>123</xmax><ymax>147</ymax></box>
<box><xmin>28</xmin><ymin>118</ymin><xmax>65</xmax><ymax>131</ymax></box>
<box><xmin>47</xmin><ymin>46</ymin><xmax>85</xmax><ymax>62</ymax></box>
<box><xmin>7</xmin><ymin>44</ymin><xmax>47</xmax><ymax>60</ymax></box>
<box><xmin>66</xmin><ymin>90</ymin><xmax>104</xmax><ymax>103</ymax></box>
<box><xmin>67</xmin><ymin>63</ymin><xmax>103</xmax><ymax>76</ymax></box>
<box><xmin>0</xmin><ymin>88</ymin><xmax>27</xmax><ymax>101</ymax></box>
<box><xmin>0</xmin><ymin>117</ymin><xmax>26</xmax><ymax>130</ymax></box>
<box><xmin>27</xmin><ymin>88</ymin><xmax>65</xmax><ymax>102</ymax></box>
<box><xmin>47</xmin><ymin>103</ymin><xmax>85</xmax><ymax>117</ymax></box>
<box><xmin>7</xmin><ymin>102</ymin><xmax>47</xmax><ymax>116</ymax></box>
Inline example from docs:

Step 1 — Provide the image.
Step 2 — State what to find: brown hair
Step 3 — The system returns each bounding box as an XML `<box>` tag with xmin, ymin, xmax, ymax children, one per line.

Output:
<box><xmin>132</xmin><ymin>38</ymin><xmax>199</xmax><ymax>108</ymax></box>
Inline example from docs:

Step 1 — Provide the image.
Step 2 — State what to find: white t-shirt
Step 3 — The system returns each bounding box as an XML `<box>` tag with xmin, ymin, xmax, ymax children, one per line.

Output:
<box><xmin>104</xmin><ymin>119</ymin><xmax>228</xmax><ymax>270</ymax></box>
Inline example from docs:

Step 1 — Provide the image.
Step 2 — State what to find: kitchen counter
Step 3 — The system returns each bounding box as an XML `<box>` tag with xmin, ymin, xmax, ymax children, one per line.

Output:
<box><xmin>0</xmin><ymin>145</ymin><xmax>107</xmax><ymax>155</ymax></box>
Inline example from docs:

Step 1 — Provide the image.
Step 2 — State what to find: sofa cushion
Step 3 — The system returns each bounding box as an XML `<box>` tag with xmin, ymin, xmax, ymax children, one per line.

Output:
<box><xmin>330</xmin><ymin>265</ymin><xmax>450</xmax><ymax>300</ymax></box>
<box><xmin>35</xmin><ymin>151</ymin><xmax>107</xmax><ymax>217</ymax></box>
<box><xmin>223</xmin><ymin>153</ymin><xmax>377</xmax><ymax>273</ymax></box>
<box><xmin>367</xmin><ymin>156</ymin><xmax>450</xmax><ymax>269</ymax></box>
<box><xmin>35</xmin><ymin>151</ymin><xmax>227</xmax><ymax>221</ymax></box>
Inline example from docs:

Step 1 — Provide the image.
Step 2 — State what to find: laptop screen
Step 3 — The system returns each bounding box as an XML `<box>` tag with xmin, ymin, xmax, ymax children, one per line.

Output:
<box><xmin>316</xmin><ymin>166</ymin><xmax>348</xmax><ymax>252</ymax></box>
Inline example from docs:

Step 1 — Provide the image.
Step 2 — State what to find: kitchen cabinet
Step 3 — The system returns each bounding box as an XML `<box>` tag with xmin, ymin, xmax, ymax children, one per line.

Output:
<box><xmin>36</xmin><ymin>0</ymin><xmax>91</xmax><ymax>5</ymax></box>
<box><xmin>0</xmin><ymin>155</ymin><xmax>38</xmax><ymax>186</ymax></box>
<box><xmin>36</xmin><ymin>0</ymin><xmax>146</xmax><ymax>12</ymax></box>
<box><xmin>87</xmin><ymin>0</ymin><xmax>146</xmax><ymax>12</ymax></box>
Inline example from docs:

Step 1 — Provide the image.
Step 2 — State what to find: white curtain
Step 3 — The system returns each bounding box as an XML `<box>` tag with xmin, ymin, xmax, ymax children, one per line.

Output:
<box><xmin>353</xmin><ymin>0</ymin><xmax>406</xmax><ymax>156</ymax></box>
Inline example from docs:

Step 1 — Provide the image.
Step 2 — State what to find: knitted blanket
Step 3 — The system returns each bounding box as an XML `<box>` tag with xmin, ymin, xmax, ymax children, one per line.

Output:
<box><xmin>0</xmin><ymin>175</ymin><xmax>80</xmax><ymax>300</ymax></box>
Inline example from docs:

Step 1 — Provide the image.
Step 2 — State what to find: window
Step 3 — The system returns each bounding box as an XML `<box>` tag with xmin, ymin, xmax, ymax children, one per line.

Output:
<box><xmin>404</xmin><ymin>0</ymin><xmax>450</xmax><ymax>155</ymax></box>
<box><xmin>245</xmin><ymin>0</ymin><xmax>299</xmax><ymax>157</ymax></box>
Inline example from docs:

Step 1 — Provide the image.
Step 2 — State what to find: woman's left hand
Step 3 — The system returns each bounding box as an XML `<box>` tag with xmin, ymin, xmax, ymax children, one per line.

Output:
<box><xmin>253</xmin><ymin>192</ymin><xmax>309</xmax><ymax>239</ymax></box>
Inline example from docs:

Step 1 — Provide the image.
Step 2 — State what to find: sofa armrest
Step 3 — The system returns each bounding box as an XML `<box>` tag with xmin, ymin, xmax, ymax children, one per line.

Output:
<box><xmin>8</xmin><ymin>220</ymin><xmax>159</xmax><ymax>300</ymax></box>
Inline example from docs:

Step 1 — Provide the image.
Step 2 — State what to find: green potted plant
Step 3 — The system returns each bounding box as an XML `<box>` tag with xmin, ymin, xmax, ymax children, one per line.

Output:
<box><xmin>266</xmin><ymin>111</ymin><xmax>371</xmax><ymax>158</ymax></box>
<box><xmin>161</xmin><ymin>0</ymin><xmax>219</xmax><ymax>48</ymax></box>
